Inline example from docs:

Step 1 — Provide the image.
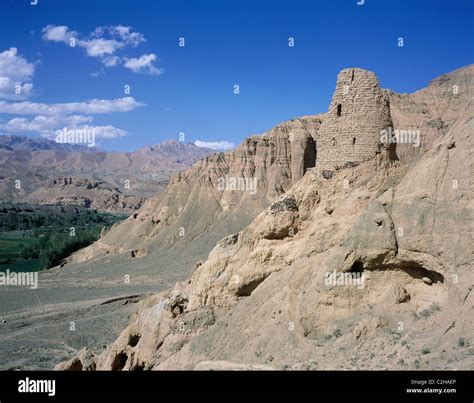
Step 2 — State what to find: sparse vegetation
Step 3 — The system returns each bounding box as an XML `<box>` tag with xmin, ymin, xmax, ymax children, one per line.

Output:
<box><xmin>418</xmin><ymin>303</ymin><xmax>441</xmax><ymax>319</ymax></box>
<box><xmin>265</xmin><ymin>355</ymin><xmax>274</xmax><ymax>363</ymax></box>
<box><xmin>421</xmin><ymin>346</ymin><xmax>431</xmax><ymax>355</ymax></box>
<box><xmin>458</xmin><ymin>337</ymin><xmax>465</xmax><ymax>347</ymax></box>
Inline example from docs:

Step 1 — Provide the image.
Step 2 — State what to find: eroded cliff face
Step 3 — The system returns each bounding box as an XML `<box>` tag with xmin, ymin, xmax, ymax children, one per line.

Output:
<box><xmin>389</xmin><ymin>64</ymin><xmax>473</xmax><ymax>163</ymax></box>
<box><xmin>59</xmin><ymin>65</ymin><xmax>473</xmax><ymax>371</ymax></box>
<box><xmin>25</xmin><ymin>177</ymin><xmax>144</xmax><ymax>213</ymax></box>
<box><xmin>71</xmin><ymin>115</ymin><xmax>323</xmax><ymax>263</ymax></box>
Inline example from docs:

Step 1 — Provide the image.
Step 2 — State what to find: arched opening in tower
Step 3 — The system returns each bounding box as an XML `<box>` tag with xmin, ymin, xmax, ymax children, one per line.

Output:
<box><xmin>336</xmin><ymin>104</ymin><xmax>342</xmax><ymax>117</ymax></box>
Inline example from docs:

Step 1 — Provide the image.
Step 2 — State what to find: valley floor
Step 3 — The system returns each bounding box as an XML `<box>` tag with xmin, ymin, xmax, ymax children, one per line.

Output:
<box><xmin>0</xmin><ymin>251</ymin><xmax>196</xmax><ymax>370</ymax></box>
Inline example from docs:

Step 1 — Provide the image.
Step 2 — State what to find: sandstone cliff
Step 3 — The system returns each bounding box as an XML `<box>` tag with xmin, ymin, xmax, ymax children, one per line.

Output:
<box><xmin>389</xmin><ymin>64</ymin><xmax>473</xmax><ymax>162</ymax></box>
<box><xmin>71</xmin><ymin>115</ymin><xmax>323</xmax><ymax>263</ymax></box>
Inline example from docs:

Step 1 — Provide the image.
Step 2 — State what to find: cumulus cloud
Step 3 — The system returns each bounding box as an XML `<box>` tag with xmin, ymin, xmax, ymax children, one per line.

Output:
<box><xmin>0</xmin><ymin>45</ymin><xmax>145</xmax><ymax>144</ymax></box>
<box><xmin>108</xmin><ymin>25</ymin><xmax>145</xmax><ymax>46</ymax></box>
<box><xmin>41</xmin><ymin>25</ymin><xmax>77</xmax><ymax>43</ymax></box>
<box><xmin>41</xmin><ymin>24</ymin><xmax>159</xmax><ymax>74</ymax></box>
<box><xmin>2</xmin><ymin>116</ymin><xmax>59</xmax><ymax>133</ymax></box>
<box><xmin>194</xmin><ymin>140</ymin><xmax>235</xmax><ymax>151</ymax></box>
<box><xmin>123</xmin><ymin>54</ymin><xmax>162</xmax><ymax>75</ymax></box>
<box><xmin>0</xmin><ymin>48</ymin><xmax>35</xmax><ymax>100</ymax></box>
<box><xmin>80</xmin><ymin>38</ymin><xmax>124</xmax><ymax>57</ymax></box>
<box><xmin>42</xmin><ymin>25</ymin><xmax>125</xmax><ymax>57</ymax></box>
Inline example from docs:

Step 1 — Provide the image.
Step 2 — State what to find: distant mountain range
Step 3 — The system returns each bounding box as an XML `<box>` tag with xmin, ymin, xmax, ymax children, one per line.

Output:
<box><xmin>0</xmin><ymin>135</ymin><xmax>215</xmax><ymax>213</ymax></box>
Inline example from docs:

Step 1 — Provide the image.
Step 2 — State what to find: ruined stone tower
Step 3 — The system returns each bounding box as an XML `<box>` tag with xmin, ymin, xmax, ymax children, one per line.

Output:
<box><xmin>316</xmin><ymin>68</ymin><xmax>394</xmax><ymax>176</ymax></box>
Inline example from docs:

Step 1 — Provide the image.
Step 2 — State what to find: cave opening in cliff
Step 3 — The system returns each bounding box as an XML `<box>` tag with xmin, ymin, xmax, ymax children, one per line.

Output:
<box><xmin>337</xmin><ymin>104</ymin><xmax>342</xmax><ymax>117</ymax></box>
<box><xmin>112</xmin><ymin>353</ymin><xmax>128</xmax><ymax>371</ymax></box>
<box><xmin>349</xmin><ymin>260</ymin><xmax>364</xmax><ymax>274</ymax></box>
<box><xmin>128</xmin><ymin>333</ymin><xmax>141</xmax><ymax>347</ymax></box>
<box><xmin>236</xmin><ymin>276</ymin><xmax>269</xmax><ymax>297</ymax></box>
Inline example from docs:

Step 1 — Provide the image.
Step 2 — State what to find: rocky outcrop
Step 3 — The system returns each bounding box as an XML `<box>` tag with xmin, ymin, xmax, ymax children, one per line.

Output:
<box><xmin>54</xmin><ymin>347</ymin><xmax>97</xmax><ymax>371</ymax></box>
<box><xmin>389</xmin><ymin>64</ymin><xmax>474</xmax><ymax>163</ymax></box>
<box><xmin>25</xmin><ymin>177</ymin><xmax>144</xmax><ymax>213</ymax></box>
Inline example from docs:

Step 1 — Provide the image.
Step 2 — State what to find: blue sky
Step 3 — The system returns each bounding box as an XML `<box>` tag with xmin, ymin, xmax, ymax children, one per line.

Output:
<box><xmin>0</xmin><ymin>0</ymin><xmax>472</xmax><ymax>151</ymax></box>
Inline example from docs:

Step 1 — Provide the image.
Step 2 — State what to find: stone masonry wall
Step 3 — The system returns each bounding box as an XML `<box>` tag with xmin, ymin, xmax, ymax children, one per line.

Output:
<box><xmin>316</xmin><ymin>68</ymin><xmax>393</xmax><ymax>175</ymax></box>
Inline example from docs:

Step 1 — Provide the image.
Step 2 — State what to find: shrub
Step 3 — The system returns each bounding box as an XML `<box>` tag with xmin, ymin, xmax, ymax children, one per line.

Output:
<box><xmin>333</xmin><ymin>328</ymin><xmax>342</xmax><ymax>338</ymax></box>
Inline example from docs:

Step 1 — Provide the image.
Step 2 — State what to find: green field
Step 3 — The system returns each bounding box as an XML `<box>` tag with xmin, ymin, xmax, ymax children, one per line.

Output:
<box><xmin>0</xmin><ymin>231</ymin><xmax>43</xmax><ymax>272</ymax></box>
<box><xmin>0</xmin><ymin>258</ymin><xmax>43</xmax><ymax>272</ymax></box>
<box><xmin>0</xmin><ymin>203</ymin><xmax>127</xmax><ymax>272</ymax></box>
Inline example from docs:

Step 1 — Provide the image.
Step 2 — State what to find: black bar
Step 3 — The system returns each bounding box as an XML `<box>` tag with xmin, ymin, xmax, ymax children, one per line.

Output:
<box><xmin>0</xmin><ymin>370</ymin><xmax>471</xmax><ymax>402</ymax></box>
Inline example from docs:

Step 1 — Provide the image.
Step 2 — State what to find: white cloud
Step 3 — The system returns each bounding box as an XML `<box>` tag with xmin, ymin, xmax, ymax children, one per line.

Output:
<box><xmin>109</xmin><ymin>25</ymin><xmax>145</xmax><ymax>47</ymax></box>
<box><xmin>0</xmin><ymin>48</ymin><xmax>35</xmax><ymax>80</ymax></box>
<box><xmin>194</xmin><ymin>140</ymin><xmax>235</xmax><ymax>151</ymax></box>
<box><xmin>78</xmin><ymin>38</ymin><xmax>124</xmax><ymax>57</ymax></box>
<box><xmin>41</xmin><ymin>25</ymin><xmax>77</xmax><ymax>43</ymax></box>
<box><xmin>1</xmin><ymin>114</ymin><xmax>92</xmax><ymax>134</ymax></box>
<box><xmin>42</xmin><ymin>25</ymin><xmax>123</xmax><ymax>63</ymax></box>
<box><xmin>90</xmin><ymin>69</ymin><xmax>104</xmax><ymax>78</ymax></box>
<box><xmin>0</xmin><ymin>44</ymin><xmax>145</xmax><ymax>144</ymax></box>
<box><xmin>0</xmin><ymin>97</ymin><xmax>144</xmax><ymax>142</ymax></box>
<box><xmin>41</xmin><ymin>24</ymin><xmax>158</xmax><ymax>73</ymax></box>
<box><xmin>123</xmin><ymin>53</ymin><xmax>162</xmax><ymax>75</ymax></box>
<box><xmin>2</xmin><ymin>116</ymin><xmax>55</xmax><ymax>133</ymax></box>
<box><xmin>0</xmin><ymin>116</ymin><xmax>127</xmax><ymax>141</ymax></box>
<box><xmin>103</xmin><ymin>55</ymin><xmax>120</xmax><ymax>67</ymax></box>
<box><xmin>81</xmin><ymin>125</ymin><xmax>127</xmax><ymax>139</ymax></box>
<box><xmin>0</xmin><ymin>97</ymin><xmax>144</xmax><ymax>115</ymax></box>
<box><xmin>0</xmin><ymin>48</ymin><xmax>35</xmax><ymax>100</ymax></box>
<box><xmin>65</xmin><ymin>115</ymin><xmax>94</xmax><ymax>125</ymax></box>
